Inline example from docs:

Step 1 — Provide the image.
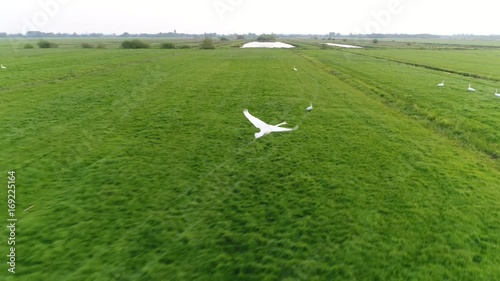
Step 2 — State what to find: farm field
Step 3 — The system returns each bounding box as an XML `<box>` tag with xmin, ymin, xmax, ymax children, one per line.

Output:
<box><xmin>1</xmin><ymin>38</ymin><xmax>500</xmax><ymax>280</ymax></box>
<box><xmin>304</xmin><ymin>48</ymin><xmax>500</xmax><ymax>160</ymax></box>
<box><xmin>348</xmin><ymin>48</ymin><xmax>500</xmax><ymax>80</ymax></box>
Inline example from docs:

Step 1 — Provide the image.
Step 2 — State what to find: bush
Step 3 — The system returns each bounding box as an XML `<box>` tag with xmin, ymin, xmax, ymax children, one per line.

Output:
<box><xmin>121</xmin><ymin>39</ymin><xmax>150</xmax><ymax>49</ymax></box>
<box><xmin>24</xmin><ymin>44</ymin><xmax>34</xmax><ymax>49</ymax></box>
<box><xmin>160</xmin><ymin>42</ymin><xmax>175</xmax><ymax>49</ymax></box>
<box><xmin>200</xmin><ymin>37</ymin><xmax>215</xmax><ymax>49</ymax></box>
<box><xmin>219</xmin><ymin>37</ymin><xmax>229</xmax><ymax>41</ymax></box>
<box><xmin>38</xmin><ymin>40</ymin><xmax>58</xmax><ymax>48</ymax></box>
<box><xmin>81</xmin><ymin>42</ymin><xmax>94</xmax><ymax>49</ymax></box>
<box><xmin>373</xmin><ymin>39</ymin><xmax>379</xmax><ymax>44</ymax></box>
<box><xmin>236</xmin><ymin>35</ymin><xmax>245</xmax><ymax>40</ymax></box>
<box><xmin>96</xmin><ymin>43</ymin><xmax>106</xmax><ymax>49</ymax></box>
<box><xmin>177</xmin><ymin>45</ymin><xmax>190</xmax><ymax>49</ymax></box>
<box><xmin>320</xmin><ymin>44</ymin><xmax>332</xmax><ymax>50</ymax></box>
<box><xmin>256</xmin><ymin>34</ymin><xmax>276</xmax><ymax>42</ymax></box>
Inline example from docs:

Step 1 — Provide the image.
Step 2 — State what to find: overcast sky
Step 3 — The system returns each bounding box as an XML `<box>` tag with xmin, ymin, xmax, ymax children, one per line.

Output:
<box><xmin>1</xmin><ymin>0</ymin><xmax>498</xmax><ymax>35</ymax></box>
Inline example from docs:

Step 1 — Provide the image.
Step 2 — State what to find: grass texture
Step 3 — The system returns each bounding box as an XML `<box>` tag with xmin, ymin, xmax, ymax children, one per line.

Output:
<box><xmin>0</xmin><ymin>39</ymin><xmax>499</xmax><ymax>280</ymax></box>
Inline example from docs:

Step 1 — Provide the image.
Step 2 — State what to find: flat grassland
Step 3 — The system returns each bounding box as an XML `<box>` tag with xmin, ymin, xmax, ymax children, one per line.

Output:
<box><xmin>1</xmin><ymin>38</ymin><xmax>499</xmax><ymax>280</ymax></box>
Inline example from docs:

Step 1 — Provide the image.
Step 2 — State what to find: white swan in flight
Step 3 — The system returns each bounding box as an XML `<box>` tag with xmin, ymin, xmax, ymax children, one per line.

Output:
<box><xmin>437</xmin><ymin>81</ymin><xmax>444</xmax><ymax>87</ymax></box>
<box><xmin>306</xmin><ymin>102</ymin><xmax>313</xmax><ymax>112</ymax></box>
<box><xmin>0</xmin><ymin>64</ymin><xmax>5</xmax><ymax>69</ymax></box>
<box><xmin>468</xmin><ymin>84</ymin><xmax>476</xmax><ymax>92</ymax></box>
<box><xmin>495</xmin><ymin>89</ymin><xmax>500</xmax><ymax>97</ymax></box>
<box><xmin>243</xmin><ymin>109</ymin><xmax>298</xmax><ymax>139</ymax></box>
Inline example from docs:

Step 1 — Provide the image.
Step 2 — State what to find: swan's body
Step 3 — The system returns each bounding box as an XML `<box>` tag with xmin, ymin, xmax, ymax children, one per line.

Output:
<box><xmin>0</xmin><ymin>64</ymin><xmax>5</xmax><ymax>69</ymax></box>
<box><xmin>495</xmin><ymin>89</ymin><xmax>500</xmax><ymax>97</ymax></box>
<box><xmin>437</xmin><ymin>81</ymin><xmax>444</xmax><ymax>87</ymax></box>
<box><xmin>306</xmin><ymin>102</ymin><xmax>313</xmax><ymax>112</ymax></box>
<box><xmin>293</xmin><ymin>66</ymin><xmax>297</xmax><ymax>71</ymax></box>
<box><xmin>468</xmin><ymin>84</ymin><xmax>476</xmax><ymax>92</ymax></box>
<box><xmin>243</xmin><ymin>109</ymin><xmax>298</xmax><ymax>139</ymax></box>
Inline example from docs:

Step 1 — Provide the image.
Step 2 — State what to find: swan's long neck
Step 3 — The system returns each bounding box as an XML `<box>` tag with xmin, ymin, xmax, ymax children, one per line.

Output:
<box><xmin>275</xmin><ymin>122</ymin><xmax>287</xmax><ymax>127</ymax></box>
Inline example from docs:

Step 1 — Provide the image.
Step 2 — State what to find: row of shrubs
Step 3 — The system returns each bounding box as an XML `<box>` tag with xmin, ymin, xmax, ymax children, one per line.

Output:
<box><xmin>24</xmin><ymin>40</ymin><xmax>106</xmax><ymax>49</ymax></box>
<box><xmin>121</xmin><ymin>39</ymin><xmax>150</xmax><ymax>49</ymax></box>
<box><xmin>121</xmin><ymin>39</ymin><xmax>214</xmax><ymax>49</ymax></box>
<box><xmin>23</xmin><ymin>40</ymin><xmax>59</xmax><ymax>48</ymax></box>
<box><xmin>23</xmin><ymin>38</ymin><xmax>218</xmax><ymax>50</ymax></box>
<box><xmin>120</xmin><ymin>40</ymin><xmax>193</xmax><ymax>49</ymax></box>
<box><xmin>159</xmin><ymin>42</ymin><xmax>191</xmax><ymax>49</ymax></box>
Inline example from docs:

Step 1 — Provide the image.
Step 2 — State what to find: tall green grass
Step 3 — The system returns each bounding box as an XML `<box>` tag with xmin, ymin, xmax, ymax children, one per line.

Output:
<box><xmin>0</xmin><ymin>43</ymin><xmax>499</xmax><ymax>280</ymax></box>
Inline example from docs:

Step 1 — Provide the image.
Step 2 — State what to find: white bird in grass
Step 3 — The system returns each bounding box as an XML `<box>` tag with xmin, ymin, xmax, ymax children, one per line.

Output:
<box><xmin>495</xmin><ymin>89</ymin><xmax>500</xmax><ymax>97</ymax></box>
<box><xmin>306</xmin><ymin>102</ymin><xmax>313</xmax><ymax>112</ymax></box>
<box><xmin>437</xmin><ymin>81</ymin><xmax>444</xmax><ymax>87</ymax></box>
<box><xmin>243</xmin><ymin>109</ymin><xmax>298</xmax><ymax>139</ymax></box>
<box><xmin>293</xmin><ymin>66</ymin><xmax>298</xmax><ymax>71</ymax></box>
<box><xmin>468</xmin><ymin>84</ymin><xmax>476</xmax><ymax>92</ymax></box>
<box><xmin>0</xmin><ymin>64</ymin><xmax>5</xmax><ymax>69</ymax></box>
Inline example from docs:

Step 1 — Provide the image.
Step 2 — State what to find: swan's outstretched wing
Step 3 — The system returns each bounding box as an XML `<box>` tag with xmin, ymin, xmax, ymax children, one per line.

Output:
<box><xmin>243</xmin><ymin>109</ymin><xmax>268</xmax><ymax>129</ymax></box>
<box><xmin>268</xmin><ymin>125</ymin><xmax>298</xmax><ymax>132</ymax></box>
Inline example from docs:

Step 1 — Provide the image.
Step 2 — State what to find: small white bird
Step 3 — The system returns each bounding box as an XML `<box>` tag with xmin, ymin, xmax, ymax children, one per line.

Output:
<box><xmin>495</xmin><ymin>89</ymin><xmax>500</xmax><ymax>97</ymax></box>
<box><xmin>306</xmin><ymin>102</ymin><xmax>313</xmax><ymax>112</ymax></box>
<box><xmin>468</xmin><ymin>84</ymin><xmax>476</xmax><ymax>92</ymax></box>
<box><xmin>293</xmin><ymin>66</ymin><xmax>298</xmax><ymax>71</ymax></box>
<box><xmin>437</xmin><ymin>81</ymin><xmax>444</xmax><ymax>87</ymax></box>
<box><xmin>0</xmin><ymin>64</ymin><xmax>6</xmax><ymax>69</ymax></box>
<box><xmin>243</xmin><ymin>109</ymin><xmax>298</xmax><ymax>139</ymax></box>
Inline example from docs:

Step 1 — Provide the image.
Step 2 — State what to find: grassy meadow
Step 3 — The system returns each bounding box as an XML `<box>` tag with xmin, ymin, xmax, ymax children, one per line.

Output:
<box><xmin>1</xmin><ymin>38</ymin><xmax>500</xmax><ymax>280</ymax></box>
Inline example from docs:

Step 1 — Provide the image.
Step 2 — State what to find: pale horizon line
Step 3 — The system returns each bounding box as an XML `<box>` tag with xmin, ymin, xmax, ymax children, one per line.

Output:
<box><xmin>2</xmin><ymin>31</ymin><xmax>500</xmax><ymax>37</ymax></box>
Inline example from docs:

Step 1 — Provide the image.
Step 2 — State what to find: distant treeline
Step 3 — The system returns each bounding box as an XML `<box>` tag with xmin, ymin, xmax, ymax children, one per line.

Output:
<box><xmin>0</xmin><ymin>31</ymin><xmax>258</xmax><ymax>39</ymax></box>
<box><xmin>0</xmin><ymin>31</ymin><xmax>499</xmax><ymax>40</ymax></box>
<box><xmin>345</xmin><ymin>33</ymin><xmax>500</xmax><ymax>40</ymax></box>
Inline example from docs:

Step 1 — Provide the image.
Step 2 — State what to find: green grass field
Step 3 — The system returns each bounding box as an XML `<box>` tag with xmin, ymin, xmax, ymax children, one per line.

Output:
<box><xmin>349</xmin><ymin>48</ymin><xmax>500</xmax><ymax>80</ymax></box>
<box><xmin>1</xmin><ymin>38</ymin><xmax>500</xmax><ymax>280</ymax></box>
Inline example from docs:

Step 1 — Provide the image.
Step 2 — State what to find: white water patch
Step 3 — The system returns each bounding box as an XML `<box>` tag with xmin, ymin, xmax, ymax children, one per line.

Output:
<box><xmin>324</xmin><ymin>43</ymin><xmax>362</xmax><ymax>49</ymax></box>
<box><xmin>241</xmin><ymin>42</ymin><xmax>295</xmax><ymax>48</ymax></box>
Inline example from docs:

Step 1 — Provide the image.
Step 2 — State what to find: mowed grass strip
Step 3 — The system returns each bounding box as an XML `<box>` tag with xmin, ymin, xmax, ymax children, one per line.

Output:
<box><xmin>1</xmin><ymin>48</ymin><xmax>499</xmax><ymax>280</ymax></box>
